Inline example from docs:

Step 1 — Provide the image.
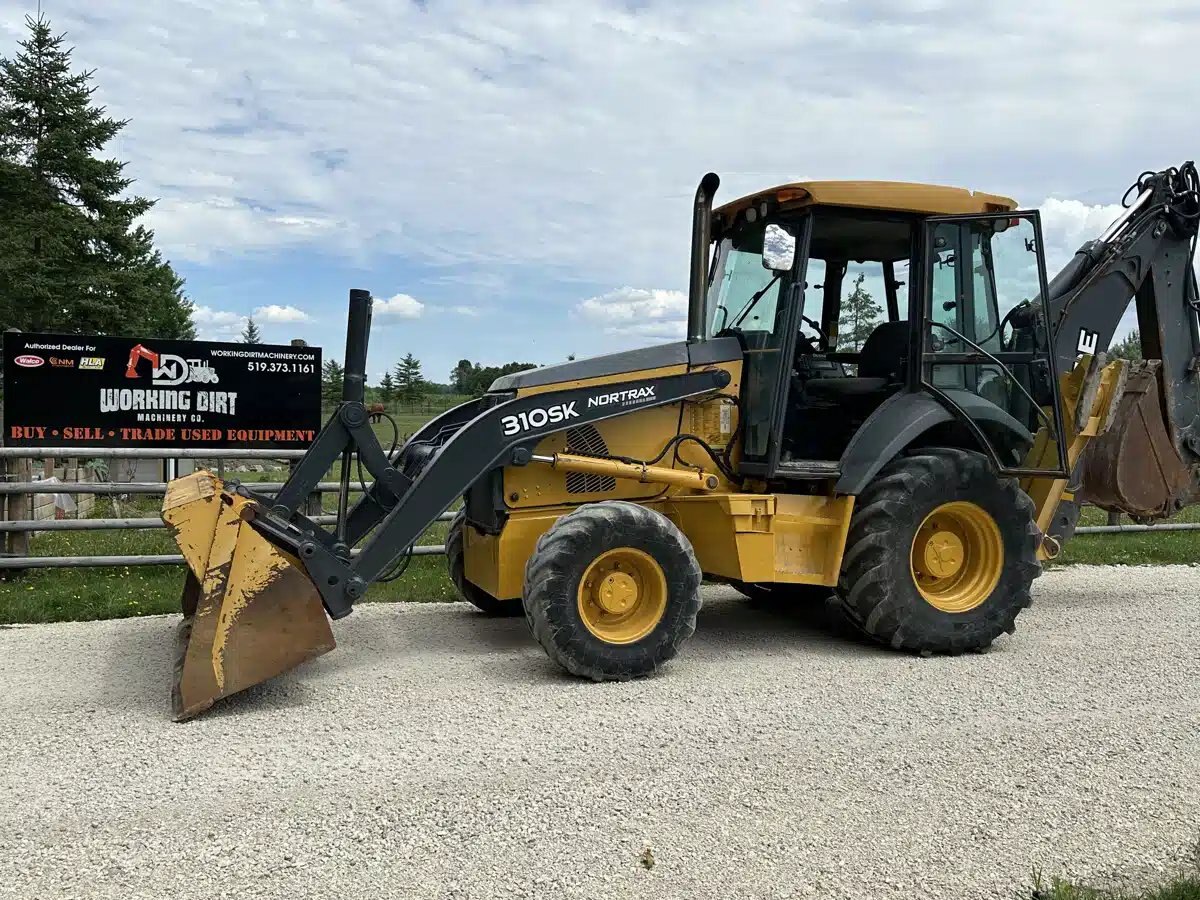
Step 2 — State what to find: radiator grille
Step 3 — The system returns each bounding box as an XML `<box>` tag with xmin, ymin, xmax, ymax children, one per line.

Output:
<box><xmin>564</xmin><ymin>424</ymin><xmax>617</xmax><ymax>494</ymax></box>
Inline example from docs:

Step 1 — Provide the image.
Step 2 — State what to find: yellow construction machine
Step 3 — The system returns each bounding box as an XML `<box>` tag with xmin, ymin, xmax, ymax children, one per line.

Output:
<box><xmin>164</xmin><ymin>162</ymin><xmax>1200</xmax><ymax>719</ymax></box>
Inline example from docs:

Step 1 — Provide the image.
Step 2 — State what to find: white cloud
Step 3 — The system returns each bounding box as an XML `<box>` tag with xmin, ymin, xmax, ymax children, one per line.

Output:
<box><xmin>28</xmin><ymin>1</ymin><xmax>1200</xmax><ymax>374</ymax></box>
<box><xmin>449</xmin><ymin>305</ymin><xmax>481</xmax><ymax>317</ymax></box>
<box><xmin>577</xmin><ymin>287</ymin><xmax>687</xmax><ymax>340</ymax></box>
<box><xmin>375</xmin><ymin>293</ymin><xmax>425</xmax><ymax>318</ymax></box>
<box><xmin>191</xmin><ymin>305</ymin><xmax>246</xmax><ymax>340</ymax></box>
<box><xmin>253</xmin><ymin>304</ymin><xmax>311</xmax><ymax>323</ymax></box>
<box><xmin>48</xmin><ymin>0</ymin><xmax>1200</xmax><ymax>290</ymax></box>
<box><xmin>1038</xmin><ymin>199</ymin><xmax>1126</xmax><ymax>273</ymax></box>
<box><xmin>144</xmin><ymin>197</ymin><xmax>340</xmax><ymax>264</ymax></box>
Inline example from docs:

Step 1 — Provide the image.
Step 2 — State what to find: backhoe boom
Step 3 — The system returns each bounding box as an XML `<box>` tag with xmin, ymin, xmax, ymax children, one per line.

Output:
<box><xmin>1044</xmin><ymin>163</ymin><xmax>1200</xmax><ymax>517</ymax></box>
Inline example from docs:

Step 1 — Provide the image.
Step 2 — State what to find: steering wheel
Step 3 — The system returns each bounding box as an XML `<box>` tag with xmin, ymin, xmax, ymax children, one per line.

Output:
<box><xmin>799</xmin><ymin>315</ymin><xmax>831</xmax><ymax>352</ymax></box>
<box><xmin>976</xmin><ymin>302</ymin><xmax>1033</xmax><ymax>353</ymax></box>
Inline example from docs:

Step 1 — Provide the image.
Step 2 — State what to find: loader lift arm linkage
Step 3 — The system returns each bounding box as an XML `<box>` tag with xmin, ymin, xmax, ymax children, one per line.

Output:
<box><xmin>233</xmin><ymin>290</ymin><xmax>731</xmax><ymax>620</ymax></box>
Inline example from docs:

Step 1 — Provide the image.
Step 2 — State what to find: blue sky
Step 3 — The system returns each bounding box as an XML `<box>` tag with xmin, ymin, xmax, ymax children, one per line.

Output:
<box><xmin>5</xmin><ymin>0</ymin><xmax>1198</xmax><ymax>384</ymax></box>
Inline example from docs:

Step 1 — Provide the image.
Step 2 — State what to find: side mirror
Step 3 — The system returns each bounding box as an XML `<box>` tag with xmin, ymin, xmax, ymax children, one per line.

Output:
<box><xmin>761</xmin><ymin>223</ymin><xmax>796</xmax><ymax>272</ymax></box>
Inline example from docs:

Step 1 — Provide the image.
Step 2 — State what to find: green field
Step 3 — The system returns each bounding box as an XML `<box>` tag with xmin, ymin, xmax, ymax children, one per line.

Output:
<box><xmin>1057</xmin><ymin>504</ymin><xmax>1200</xmax><ymax>566</ymax></box>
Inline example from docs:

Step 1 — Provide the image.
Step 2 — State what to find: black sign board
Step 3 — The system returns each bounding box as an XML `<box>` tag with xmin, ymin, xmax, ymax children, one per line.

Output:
<box><xmin>3</xmin><ymin>332</ymin><xmax>322</xmax><ymax>449</ymax></box>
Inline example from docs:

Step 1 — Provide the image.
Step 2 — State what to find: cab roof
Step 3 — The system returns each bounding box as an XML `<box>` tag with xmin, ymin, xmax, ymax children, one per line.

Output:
<box><xmin>713</xmin><ymin>180</ymin><xmax>1018</xmax><ymax>222</ymax></box>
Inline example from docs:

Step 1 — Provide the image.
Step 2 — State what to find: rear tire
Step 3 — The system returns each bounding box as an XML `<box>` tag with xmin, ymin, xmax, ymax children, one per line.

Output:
<box><xmin>524</xmin><ymin>501</ymin><xmax>702</xmax><ymax>681</ymax></box>
<box><xmin>447</xmin><ymin>512</ymin><xmax>522</xmax><ymax>617</ymax></box>
<box><xmin>837</xmin><ymin>448</ymin><xmax>1040</xmax><ymax>654</ymax></box>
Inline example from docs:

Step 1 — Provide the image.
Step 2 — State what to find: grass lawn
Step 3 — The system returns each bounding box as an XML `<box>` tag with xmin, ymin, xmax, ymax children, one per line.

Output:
<box><xmin>1032</xmin><ymin>871</ymin><xmax>1200</xmax><ymax>899</ymax></box>
<box><xmin>0</xmin><ymin>495</ymin><xmax>456</xmax><ymax>624</ymax></box>
<box><xmin>1054</xmin><ymin>504</ymin><xmax>1200</xmax><ymax>567</ymax></box>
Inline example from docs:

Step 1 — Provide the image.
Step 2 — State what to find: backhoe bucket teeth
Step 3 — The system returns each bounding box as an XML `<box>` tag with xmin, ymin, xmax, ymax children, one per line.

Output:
<box><xmin>1081</xmin><ymin>361</ymin><xmax>1191</xmax><ymax>520</ymax></box>
<box><xmin>162</xmin><ymin>472</ymin><xmax>335</xmax><ymax>721</ymax></box>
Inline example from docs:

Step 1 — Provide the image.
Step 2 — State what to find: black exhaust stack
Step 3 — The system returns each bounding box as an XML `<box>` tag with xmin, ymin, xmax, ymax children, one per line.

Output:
<box><xmin>687</xmin><ymin>173</ymin><xmax>720</xmax><ymax>344</ymax></box>
<box><xmin>343</xmin><ymin>288</ymin><xmax>373</xmax><ymax>403</ymax></box>
<box><xmin>337</xmin><ymin>288</ymin><xmax>373</xmax><ymax>546</ymax></box>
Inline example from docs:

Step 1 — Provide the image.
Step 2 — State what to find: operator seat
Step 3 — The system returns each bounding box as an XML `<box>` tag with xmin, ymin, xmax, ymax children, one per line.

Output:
<box><xmin>804</xmin><ymin>320</ymin><xmax>909</xmax><ymax>400</ymax></box>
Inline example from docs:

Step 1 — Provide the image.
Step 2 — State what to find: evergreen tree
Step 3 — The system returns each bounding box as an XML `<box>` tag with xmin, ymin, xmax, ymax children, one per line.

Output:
<box><xmin>394</xmin><ymin>353</ymin><xmax>426</xmax><ymax>404</ymax></box>
<box><xmin>0</xmin><ymin>15</ymin><xmax>192</xmax><ymax>336</ymax></box>
<box><xmin>240</xmin><ymin>317</ymin><xmax>262</xmax><ymax>344</ymax></box>
<box><xmin>321</xmin><ymin>359</ymin><xmax>344</xmax><ymax>407</ymax></box>
<box><xmin>378</xmin><ymin>370</ymin><xmax>396</xmax><ymax>405</ymax></box>
<box><xmin>1109</xmin><ymin>329</ymin><xmax>1142</xmax><ymax>362</ymax></box>
<box><xmin>837</xmin><ymin>273</ymin><xmax>882</xmax><ymax>352</ymax></box>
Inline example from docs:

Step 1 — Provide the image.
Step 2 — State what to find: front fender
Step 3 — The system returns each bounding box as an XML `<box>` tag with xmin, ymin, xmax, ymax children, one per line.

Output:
<box><xmin>835</xmin><ymin>392</ymin><xmax>955</xmax><ymax>495</ymax></box>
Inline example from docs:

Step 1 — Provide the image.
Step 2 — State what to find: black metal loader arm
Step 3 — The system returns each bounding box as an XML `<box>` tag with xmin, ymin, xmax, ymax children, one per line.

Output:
<box><xmin>239</xmin><ymin>289</ymin><xmax>731</xmax><ymax>619</ymax></box>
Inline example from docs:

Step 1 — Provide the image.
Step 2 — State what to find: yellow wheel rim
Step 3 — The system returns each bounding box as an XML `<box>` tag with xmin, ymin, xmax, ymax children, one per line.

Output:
<box><xmin>910</xmin><ymin>501</ymin><xmax>1004</xmax><ymax>613</ymax></box>
<box><xmin>576</xmin><ymin>547</ymin><xmax>668</xmax><ymax>644</ymax></box>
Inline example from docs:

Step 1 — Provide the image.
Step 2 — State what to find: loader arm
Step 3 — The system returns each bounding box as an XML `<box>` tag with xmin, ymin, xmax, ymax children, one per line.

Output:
<box><xmin>233</xmin><ymin>291</ymin><xmax>732</xmax><ymax>619</ymax></box>
<box><xmin>1040</xmin><ymin>162</ymin><xmax>1200</xmax><ymax>518</ymax></box>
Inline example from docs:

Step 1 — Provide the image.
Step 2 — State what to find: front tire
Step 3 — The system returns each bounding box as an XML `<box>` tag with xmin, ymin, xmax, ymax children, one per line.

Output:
<box><xmin>524</xmin><ymin>501</ymin><xmax>702</xmax><ymax>681</ymax></box>
<box><xmin>837</xmin><ymin>448</ymin><xmax>1040</xmax><ymax>654</ymax></box>
<box><xmin>447</xmin><ymin>512</ymin><xmax>522</xmax><ymax>617</ymax></box>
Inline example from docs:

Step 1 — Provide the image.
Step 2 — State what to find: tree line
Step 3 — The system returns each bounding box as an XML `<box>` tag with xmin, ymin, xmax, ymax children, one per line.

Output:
<box><xmin>320</xmin><ymin>355</ymin><xmax>541</xmax><ymax>407</ymax></box>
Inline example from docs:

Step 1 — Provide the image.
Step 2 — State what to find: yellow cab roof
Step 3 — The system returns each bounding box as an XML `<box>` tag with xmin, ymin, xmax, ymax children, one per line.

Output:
<box><xmin>714</xmin><ymin>180</ymin><xmax>1018</xmax><ymax>220</ymax></box>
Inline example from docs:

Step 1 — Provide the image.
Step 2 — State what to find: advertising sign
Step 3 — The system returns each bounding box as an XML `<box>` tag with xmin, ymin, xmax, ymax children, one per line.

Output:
<box><xmin>3</xmin><ymin>332</ymin><xmax>322</xmax><ymax>449</ymax></box>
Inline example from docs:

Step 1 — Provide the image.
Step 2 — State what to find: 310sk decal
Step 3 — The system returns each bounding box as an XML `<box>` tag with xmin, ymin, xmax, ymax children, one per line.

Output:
<box><xmin>501</xmin><ymin>402</ymin><xmax>578</xmax><ymax>436</ymax></box>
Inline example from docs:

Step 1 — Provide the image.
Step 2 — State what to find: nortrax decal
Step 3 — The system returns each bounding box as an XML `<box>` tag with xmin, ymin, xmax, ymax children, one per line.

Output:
<box><xmin>587</xmin><ymin>386</ymin><xmax>656</xmax><ymax>408</ymax></box>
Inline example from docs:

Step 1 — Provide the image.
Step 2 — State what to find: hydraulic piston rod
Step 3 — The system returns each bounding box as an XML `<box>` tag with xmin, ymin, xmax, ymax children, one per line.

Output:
<box><xmin>531</xmin><ymin>452</ymin><xmax>720</xmax><ymax>491</ymax></box>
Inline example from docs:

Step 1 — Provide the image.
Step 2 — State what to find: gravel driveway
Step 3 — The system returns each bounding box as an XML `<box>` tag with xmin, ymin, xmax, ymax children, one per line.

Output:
<box><xmin>0</xmin><ymin>565</ymin><xmax>1196</xmax><ymax>899</ymax></box>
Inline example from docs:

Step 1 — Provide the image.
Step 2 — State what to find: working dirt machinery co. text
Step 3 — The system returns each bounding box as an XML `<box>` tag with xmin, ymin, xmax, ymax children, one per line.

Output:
<box><xmin>164</xmin><ymin>162</ymin><xmax>1200</xmax><ymax>719</ymax></box>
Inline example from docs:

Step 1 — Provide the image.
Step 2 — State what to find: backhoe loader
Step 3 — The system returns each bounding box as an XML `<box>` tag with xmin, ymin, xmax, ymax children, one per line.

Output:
<box><xmin>164</xmin><ymin>162</ymin><xmax>1200</xmax><ymax>720</ymax></box>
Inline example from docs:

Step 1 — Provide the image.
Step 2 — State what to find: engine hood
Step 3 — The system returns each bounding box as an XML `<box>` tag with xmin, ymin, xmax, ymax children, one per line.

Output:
<box><xmin>488</xmin><ymin>338</ymin><xmax>741</xmax><ymax>392</ymax></box>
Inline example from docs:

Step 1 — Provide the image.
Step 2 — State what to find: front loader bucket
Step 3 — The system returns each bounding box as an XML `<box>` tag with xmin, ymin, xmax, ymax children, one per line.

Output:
<box><xmin>1081</xmin><ymin>360</ymin><xmax>1191</xmax><ymax>520</ymax></box>
<box><xmin>162</xmin><ymin>472</ymin><xmax>335</xmax><ymax>721</ymax></box>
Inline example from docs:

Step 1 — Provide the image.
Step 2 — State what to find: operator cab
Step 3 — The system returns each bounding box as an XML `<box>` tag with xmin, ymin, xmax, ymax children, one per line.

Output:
<box><xmin>707</xmin><ymin>181</ymin><xmax>1069</xmax><ymax>483</ymax></box>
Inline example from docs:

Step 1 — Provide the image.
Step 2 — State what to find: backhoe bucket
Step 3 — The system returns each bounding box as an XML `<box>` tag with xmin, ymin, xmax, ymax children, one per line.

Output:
<box><xmin>1081</xmin><ymin>360</ymin><xmax>1191</xmax><ymax>519</ymax></box>
<box><xmin>162</xmin><ymin>472</ymin><xmax>335</xmax><ymax>721</ymax></box>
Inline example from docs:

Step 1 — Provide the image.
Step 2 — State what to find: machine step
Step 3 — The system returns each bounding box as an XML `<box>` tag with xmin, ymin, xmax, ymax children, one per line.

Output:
<box><xmin>776</xmin><ymin>459</ymin><xmax>842</xmax><ymax>479</ymax></box>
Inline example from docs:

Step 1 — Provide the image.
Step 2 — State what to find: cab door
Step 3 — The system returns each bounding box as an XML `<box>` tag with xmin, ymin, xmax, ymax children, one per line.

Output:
<box><xmin>732</xmin><ymin>217</ymin><xmax>811</xmax><ymax>477</ymax></box>
<box><xmin>919</xmin><ymin>212</ymin><xmax>1068</xmax><ymax>475</ymax></box>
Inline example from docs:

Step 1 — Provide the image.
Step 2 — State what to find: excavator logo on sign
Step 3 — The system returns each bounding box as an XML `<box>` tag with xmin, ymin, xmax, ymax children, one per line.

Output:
<box><xmin>125</xmin><ymin>343</ymin><xmax>220</xmax><ymax>385</ymax></box>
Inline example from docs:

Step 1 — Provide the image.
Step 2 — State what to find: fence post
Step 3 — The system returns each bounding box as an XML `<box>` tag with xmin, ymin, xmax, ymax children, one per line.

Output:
<box><xmin>2</xmin><ymin>457</ymin><xmax>33</xmax><ymax>576</ymax></box>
